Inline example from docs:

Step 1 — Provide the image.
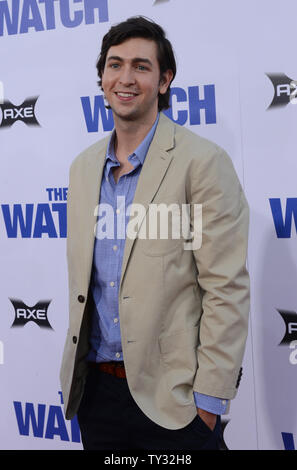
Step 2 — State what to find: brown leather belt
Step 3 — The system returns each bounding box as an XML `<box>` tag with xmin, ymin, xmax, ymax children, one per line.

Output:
<box><xmin>90</xmin><ymin>361</ymin><xmax>126</xmax><ymax>379</ymax></box>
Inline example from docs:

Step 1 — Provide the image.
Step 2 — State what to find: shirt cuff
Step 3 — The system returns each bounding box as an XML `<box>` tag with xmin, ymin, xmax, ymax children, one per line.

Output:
<box><xmin>193</xmin><ymin>392</ymin><xmax>229</xmax><ymax>415</ymax></box>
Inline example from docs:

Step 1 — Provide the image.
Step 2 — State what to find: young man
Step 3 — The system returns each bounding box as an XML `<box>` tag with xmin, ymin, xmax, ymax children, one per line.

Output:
<box><xmin>60</xmin><ymin>16</ymin><xmax>250</xmax><ymax>450</ymax></box>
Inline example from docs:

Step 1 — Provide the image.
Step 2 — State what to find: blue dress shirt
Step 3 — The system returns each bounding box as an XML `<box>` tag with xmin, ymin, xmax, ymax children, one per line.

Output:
<box><xmin>87</xmin><ymin>113</ymin><xmax>228</xmax><ymax>415</ymax></box>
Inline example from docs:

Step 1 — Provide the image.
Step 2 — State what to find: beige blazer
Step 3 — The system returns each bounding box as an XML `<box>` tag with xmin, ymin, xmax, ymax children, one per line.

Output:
<box><xmin>60</xmin><ymin>113</ymin><xmax>250</xmax><ymax>429</ymax></box>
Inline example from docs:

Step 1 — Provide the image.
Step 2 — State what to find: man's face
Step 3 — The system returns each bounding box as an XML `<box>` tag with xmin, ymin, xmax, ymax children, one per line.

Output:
<box><xmin>101</xmin><ymin>37</ymin><xmax>172</xmax><ymax>124</ymax></box>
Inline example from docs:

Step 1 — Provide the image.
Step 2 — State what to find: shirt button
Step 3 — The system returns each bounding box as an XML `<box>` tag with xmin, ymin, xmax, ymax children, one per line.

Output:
<box><xmin>116</xmin><ymin>209</ymin><xmax>120</xmax><ymax>214</ymax></box>
<box><xmin>114</xmin><ymin>318</ymin><xmax>119</xmax><ymax>323</ymax></box>
<box><xmin>110</xmin><ymin>281</ymin><xmax>115</xmax><ymax>287</ymax></box>
<box><xmin>77</xmin><ymin>295</ymin><xmax>85</xmax><ymax>303</ymax></box>
<box><xmin>115</xmin><ymin>352</ymin><xmax>121</xmax><ymax>358</ymax></box>
<box><xmin>113</xmin><ymin>245</ymin><xmax>118</xmax><ymax>251</ymax></box>
<box><xmin>72</xmin><ymin>336</ymin><xmax>77</xmax><ymax>344</ymax></box>
<box><xmin>222</xmin><ymin>400</ymin><xmax>227</xmax><ymax>405</ymax></box>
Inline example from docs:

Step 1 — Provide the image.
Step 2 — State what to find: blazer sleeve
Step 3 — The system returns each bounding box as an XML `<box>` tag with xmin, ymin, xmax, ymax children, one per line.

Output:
<box><xmin>190</xmin><ymin>145</ymin><xmax>250</xmax><ymax>399</ymax></box>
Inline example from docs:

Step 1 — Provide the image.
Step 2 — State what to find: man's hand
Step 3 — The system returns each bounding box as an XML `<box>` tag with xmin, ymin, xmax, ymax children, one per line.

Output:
<box><xmin>197</xmin><ymin>408</ymin><xmax>217</xmax><ymax>431</ymax></box>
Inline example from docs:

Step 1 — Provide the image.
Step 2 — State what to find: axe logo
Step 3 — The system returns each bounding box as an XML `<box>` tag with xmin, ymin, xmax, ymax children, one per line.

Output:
<box><xmin>9</xmin><ymin>298</ymin><xmax>53</xmax><ymax>329</ymax></box>
<box><xmin>0</xmin><ymin>96</ymin><xmax>40</xmax><ymax>128</ymax></box>
<box><xmin>266</xmin><ymin>73</ymin><xmax>297</xmax><ymax>109</ymax></box>
<box><xmin>277</xmin><ymin>309</ymin><xmax>297</xmax><ymax>365</ymax></box>
<box><xmin>277</xmin><ymin>309</ymin><xmax>297</xmax><ymax>345</ymax></box>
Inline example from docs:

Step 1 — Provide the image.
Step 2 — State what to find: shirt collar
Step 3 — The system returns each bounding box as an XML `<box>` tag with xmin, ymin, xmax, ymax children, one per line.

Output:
<box><xmin>106</xmin><ymin>113</ymin><xmax>159</xmax><ymax>166</ymax></box>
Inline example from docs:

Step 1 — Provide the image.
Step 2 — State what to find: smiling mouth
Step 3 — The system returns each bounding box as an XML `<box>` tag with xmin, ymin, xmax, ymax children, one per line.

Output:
<box><xmin>115</xmin><ymin>92</ymin><xmax>138</xmax><ymax>98</ymax></box>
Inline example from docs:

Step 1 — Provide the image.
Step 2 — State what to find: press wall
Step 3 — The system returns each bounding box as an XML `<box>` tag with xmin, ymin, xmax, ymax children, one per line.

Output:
<box><xmin>0</xmin><ymin>0</ymin><xmax>296</xmax><ymax>450</ymax></box>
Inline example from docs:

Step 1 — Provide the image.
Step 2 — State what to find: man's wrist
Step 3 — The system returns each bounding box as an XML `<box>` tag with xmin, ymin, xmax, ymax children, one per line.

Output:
<box><xmin>193</xmin><ymin>391</ymin><xmax>229</xmax><ymax>415</ymax></box>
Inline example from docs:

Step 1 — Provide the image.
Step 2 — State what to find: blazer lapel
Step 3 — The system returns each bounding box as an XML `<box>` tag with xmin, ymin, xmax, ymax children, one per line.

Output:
<box><xmin>78</xmin><ymin>137</ymin><xmax>109</xmax><ymax>290</ymax></box>
<box><xmin>120</xmin><ymin>113</ymin><xmax>176</xmax><ymax>288</ymax></box>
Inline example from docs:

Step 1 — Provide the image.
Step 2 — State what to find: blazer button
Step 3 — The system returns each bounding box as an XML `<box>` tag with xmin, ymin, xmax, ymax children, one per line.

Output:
<box><xmin>77</xmin><ymin>295</ymin><xmax>85</xmax><ymax>303</ymax></box>
<box><xmin>72</xmin><ymin>336</ymin><xmax>77</xmax><ymax>344</ymax></box>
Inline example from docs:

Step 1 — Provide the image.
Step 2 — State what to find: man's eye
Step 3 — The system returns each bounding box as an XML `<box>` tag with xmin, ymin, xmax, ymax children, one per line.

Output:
<box><xmin>110</xmin><ymin>63</ymin><xmax>120</xmax><ymax>69</ymax></box>
<box><xmin>137</xmin><ymin>65</ymin><xmax>147</xmax><ymax>71</ymax></box>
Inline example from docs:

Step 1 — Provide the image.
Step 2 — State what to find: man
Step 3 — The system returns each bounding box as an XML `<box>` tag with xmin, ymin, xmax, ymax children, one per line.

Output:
<box><xmin>60</xmin><ymin>16</ymin><xmax>250</xmax><ymax>450</ymax></box>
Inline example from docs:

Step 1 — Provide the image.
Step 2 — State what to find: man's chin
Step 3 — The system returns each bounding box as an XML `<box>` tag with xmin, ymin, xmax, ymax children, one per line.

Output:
<box><xmin>112</xmin><ymin>109</ymin><xmax>140</xmax><ymax>122</ymax></box>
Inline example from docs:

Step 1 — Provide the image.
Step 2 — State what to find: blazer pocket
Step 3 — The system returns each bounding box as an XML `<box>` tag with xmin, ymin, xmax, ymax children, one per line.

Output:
<box><xmin>139</xmin><ymin>237</ymin><xmax>182</xmax><ymax>257</ymax></box>
<box><xmin>159</xmin><ymin>326</ymin><xmax>199</xmax><ymax>355</ymax></box>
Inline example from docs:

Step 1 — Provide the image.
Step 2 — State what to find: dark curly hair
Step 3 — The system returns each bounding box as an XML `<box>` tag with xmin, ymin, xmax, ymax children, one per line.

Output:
<box><xmin>96</xmin><ymin>16</ymin><xmax>176</xmax><ymax>111</ymax></box>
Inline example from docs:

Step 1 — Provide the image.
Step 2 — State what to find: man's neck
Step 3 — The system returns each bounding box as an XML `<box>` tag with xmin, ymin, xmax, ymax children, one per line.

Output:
<box><xmin>113</xmin><ymin>113</ymin><xmax>158</xmax><ymax>163</ymax></box>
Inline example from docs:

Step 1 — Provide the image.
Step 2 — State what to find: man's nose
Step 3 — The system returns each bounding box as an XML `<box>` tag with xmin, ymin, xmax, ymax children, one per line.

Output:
<box><xmin>119</xmin><ymin>65</ymin><xmax>136</xmax><ymax>86</ymax></box>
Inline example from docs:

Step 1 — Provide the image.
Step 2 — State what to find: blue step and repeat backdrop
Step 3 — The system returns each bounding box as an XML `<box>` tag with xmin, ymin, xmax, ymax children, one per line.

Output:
<box><xmin>0</xmin><ymin>0</ymin><xmax>296</xmax><ymax>450</ymax></box>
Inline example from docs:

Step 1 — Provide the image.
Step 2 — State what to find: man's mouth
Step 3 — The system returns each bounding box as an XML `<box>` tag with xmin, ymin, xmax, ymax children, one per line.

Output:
<box><xmin>115</xmin><ymin>92</ymin><xmax>138</xmax><ymax>99</ymax></box>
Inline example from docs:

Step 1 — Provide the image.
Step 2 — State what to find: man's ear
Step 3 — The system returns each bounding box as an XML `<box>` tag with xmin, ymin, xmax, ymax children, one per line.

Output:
<box><xmin>159</xmin><ymin>69</ymin><xmax>174</xmax><ymax>95</ymax></box>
